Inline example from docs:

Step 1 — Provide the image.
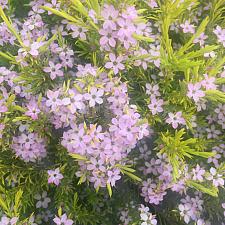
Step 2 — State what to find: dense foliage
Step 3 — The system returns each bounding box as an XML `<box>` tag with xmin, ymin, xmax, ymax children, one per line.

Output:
<box><xmin>0</xmin><ymin>0</ymin><xmax>225</xmax><ymax>224</ymax></box>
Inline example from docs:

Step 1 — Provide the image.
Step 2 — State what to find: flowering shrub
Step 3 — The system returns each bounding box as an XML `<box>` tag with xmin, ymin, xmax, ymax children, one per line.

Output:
<box><xmin>0</xmin><ymin>0</ymin><xmax>225</xmax><ymax>224</ymax></box>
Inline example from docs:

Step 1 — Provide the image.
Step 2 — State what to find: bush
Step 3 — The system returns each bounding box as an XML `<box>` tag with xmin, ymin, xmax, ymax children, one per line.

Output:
<box><xmin>0</xmin><ymin>0</ymin><xmax>224</xmax><ymax>224</ymax></box>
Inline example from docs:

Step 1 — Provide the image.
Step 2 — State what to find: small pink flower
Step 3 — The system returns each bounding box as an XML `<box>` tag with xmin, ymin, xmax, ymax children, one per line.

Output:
<box><xmin>53</xmin><ymin>213</ymin><xmax>73</xmax><ymax>225</ymax></box>
<box><xmin>43</xmin><ymin>61</ymin><xmax>63</xmax><ymax>80</ymax></box>
<box><xmin>99</xmin><ymin>28</ymin><xmax>116</xmax><ymax>47</ymax></box>
<box><xmin>69</xmin><ymin>24</ymin><xmax>88</xmax><ymax>40</ymax></box>
<box><xmin>201</xmin><ymin>74</ymin><xmax>217</xmax><ymax>90</ymax></box>
<box><xmin>187</xmin><ymin>83</ymin><xmax>205</xmax><ymax>102</ymax></box>
<box><xmin>193</xmin><ymin>33</ymin><xmax>208</xmax><ymax>46</ymax></box>
<box><xmin>148</xmin><ymin>98</ymin><xmax>164</xmax><ymax>115</ymax></box>
<box><xmin>105</xmin><ymin>53</ymin><xmax>125</xmax><ymax>74</ymax></box>
<box><xmin>25</xmin><ymin>100</ymin><xmax>41</xmax><ymax>120</ymax></box>
<box><xmin>166</xmin><ymin>111</ymin><xmax>186</xmax><ymax>129</ymax></box>
<box><xmin>84</xmin><ymin>87</ymin><xmax>104</xmax><ymax>107</ymax></box>
<box><xmin>101</xmin><ymin>5</ymin><xmax>119</xmax><ymax>30</ymax></box>
<box><xmin>180</xmin><ymin>21</ymin><xmax>195</xmax><ymax>34</ymax></box>
<box><xmin>48</xmin><ymin>168</ymin><xmax>63</xmax><ymax>186</ymax></box>
<box><xmin>147</xmin><ymin>0</ymin><xmax>158</xmax><ymax>8</ymax></box>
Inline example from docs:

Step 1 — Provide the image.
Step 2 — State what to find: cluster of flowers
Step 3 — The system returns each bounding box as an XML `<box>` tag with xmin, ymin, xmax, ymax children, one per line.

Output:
<box><xmin>60</xmin><ymin>2</ymin><xmax>161</xmax><ymax>74</ymax></box>
<box><xmin>178</xmin><ymin>193</ymin><xmax>207</xmax><ymax>225</ymax></box>
<box><xmin>137</xmin><ymin>137</ymin><xmax>225</xmax><ymax>224</ymax></box>
<box><xmin>140</xmin><ymin>152</ymin><xmax>173</xmax><ymax>205</ymax></box>
<box><xmin>118</xmin><ymin>202</ymin><xmax>157</xmax><ymax>225</ymax></box>
<box><xmin>11</xmin><ymin>131</ymin><xmax>47</xmax><ymax>162</ymax></box>
<box><xmin>0</xmin><ymin>216</ymin><xmax>18</xmax><ymax>225</ymax></box>
<box><xmin>44</xmin><ymin>64</ymin><xmax>149</xmax><ymax>188</ymax></box>
<box><xmin>138</xmin><ymin>204</ymin><xmax>157</xmax><ymax>225</ymax></box>
<box><xmin>0</xmin><ymin>0</ymin><xmax>225</xmax><ymax>224</ymax></box>
<box><xmin>187</xmin><ymin>74</ymin><xmax>217</xmax><ymax>110</ymax></box>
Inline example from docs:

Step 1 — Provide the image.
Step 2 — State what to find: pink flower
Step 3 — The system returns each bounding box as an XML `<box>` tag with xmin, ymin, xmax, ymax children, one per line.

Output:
<box><xmin>180</xmin><ymin>21</ymin><xmax>195</xmax><ymax>34</ymax></box>
<box><xmin>43</xmin><ymin>61</ymin><xmax>64</xmax><ymax>80</ymax></box>
<box><xmin>206</xmin><ymin>125</ymin><xmax>221</xmax><ymax>139</ymax></box>
<box><xmin>105</xmin><ymin>53</ymin><xmax>125</xmax><ymax>74</ymax></box>
<box><xmin>84</xmin><ymin>87</ymin><xmax>104</xmax><ymax>107</ymax></box>
<box><xmin>67</xmin><ymin>89</ymin><xmax>85</xmax><ymax>113</ymax></box>
<box><xmin>69</xmin><ymin>24</ymin><xmax>88</xmax><ymax>40</ymax></box>
<box><xmin>46</xmin><ymin>90</ymin><xmax>62</xmax><ymax>110</ymax></box>
<box><xmin>48</xmin><ymin>168</ymin><xmax>64</xmax><ymax>186</ymax></box>
<box><xmin>192</xmin><ymin>165</ymin><xmax>205</xmax><ymax>182</ymax></box>
<box><xmin>193</xmin><ymin>33</ymin><xmax>208</xmax><ymax>46</ymax></box>
<box><xmin>117</xmin><ymin>18</ymin><xmax>135</xmax><ymax>38</ymax></box>
<box><xmin>222</xmin><ymin>203</ymin><xmax>225</xmax><ymax>217</ymax></box>
<box><xmin>12</xmin><ymin>132</ymin><xmax>46</xmax><ymax>162</ymax></box>
<box><xmin>107</xmin><ymin>169</ymin><xmax>121</xmax><ymax>187</ymax></box>
<box><xmin>0</xmin><ymin>100</ymin><xmax>7</xmax><ymax>113</ymax></box>
<box><xmin>147</xmin><ymin>0</ymin><xmax>158</xmax><ymax>8</ymax></box>
<box><xmin>201</xmin><ymin>74</ymin><xmax>217</xmax><ymax>90</ymax></box>
<box><xmin>53</xmin><ymin>213</ymin><xmax>73</xmax><ymax>225</ymax></box>
<box><xmin>187</xmin><ymin>83</ymin><xmax>205</xmax><ymax>102</ymax></box>
<box><xmin>20</xmin><ymin>40</ymin><xmax>44</xmax><ymax>57</ymax></box>
<box><xmin>146</xmin><ymin>83</ymin><xmax>160</xmax><ymax>98</ymax></box>
<box><xmin>0</xmin><ymin>216</ymin><xmax>18</xmax><ymax>225</ymax></box>
<box><xmin>166</xmin><ymin>111</ymin><xmax>186</xmax><ymax>129</ymax></box>
<box><xmin>148</xmin><ymin>98</ymin><xmax>164</xmax><ymax>115</ymax></box>
<box><xmin>45</xmin><ymin>0</ymin><xmax>61</xmax><ymax>14</ymax></box>
<box><xmin>25</xmin><ymin>100</ymin><xmax>41</xmax><ymax>120</ymax></box>
<box><xmin>99</xmin><ymin>28</ymin><xmax>116</xmax><ymax>47</ymax></box>
<box><xmin>76</xmin><ymin>64</ymin><xmax>97</xmax><ymax>77</ymax></box>
<box><xmin>88</xmin><ymin>9</ymin><xmax>98</xmax><ymax>23</ymax></box>
<box><xmin>0</xmin><ymin>0</ymin><xmax>8</xmax><ymax>9</ymax></box>
<box><xmin>207</xmin><ymin>167</ymin><xmax>224</xmax><ymax>187</ymax></box>
<box><xmin>101</xmin><ymin>5</ymin><xmax>119</xmax><ymax>30</ymax></box>
<box><xmin>213</xmin><ymin>25</ymin><xmax>225</xmax><ymax>47</ymax></box>
<box><xmin>122</xmin><ymin>6</ymin><xmax>138</xmax><ymax>20</ymax></box>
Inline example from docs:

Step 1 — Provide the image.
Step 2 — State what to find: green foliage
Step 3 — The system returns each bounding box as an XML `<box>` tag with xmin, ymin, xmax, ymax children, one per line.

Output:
<box><xmin>158</xmin><ymin>129</ymin><xmax>214</xmax><ymax>179</ymax></box>
<box><xmin>187</xmin><ymin>180</ymin><xmax>218</xmax><ymax>197</ymax></box>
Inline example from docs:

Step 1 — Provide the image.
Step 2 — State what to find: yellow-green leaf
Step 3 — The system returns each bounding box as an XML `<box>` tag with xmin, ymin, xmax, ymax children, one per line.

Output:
<box><xmin>107</xmin><ymin>182</ymin><xmax>112</xmax><ymax>197</ymax></box>
<box><xmin>69</xmin><ymin>153</ymin><xmax>87</xmax><ymax>161</ymax></box>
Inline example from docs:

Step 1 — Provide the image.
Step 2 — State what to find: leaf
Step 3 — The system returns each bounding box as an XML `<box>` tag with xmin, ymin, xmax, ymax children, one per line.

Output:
<box><xmin>0</xmin><ymin>195</ymin><xmax>8</xmax><ymax>211</ymax></box>
<box><xmin>107</xmin><ymin>182</ymin><xmax>112</xmax><ymax>197</ymax></box>
<box><xmin>216</xmin><ymin>78</ymin><xmax>225</xmax><ymax>84</ymax></box>
<box><xmin>77</xmin><ymin>173</ymin><xmax>86</xmax><ymax>185</ymax></box>
<box><xmin>14</xmin><ymin>189</ymin><xmax>23</xmax><ymax>214</ymax></box>
<box><xmin>121</xmin><ymin>170</ymin><xmax>142</xmax><ymax>182</ymax></box>
<box><xmin>38</xmin><ymin>93</ymin><xmax>43</xmax><ymax>106</ymax></box>
<box><xmin>13</xmin><ymin>105</ymin><xmax>26</xmax><ymax>112</ymax></box>
<box><xmin>6</xmin><ymin>94</ymin><xmax>15</xmax><ymax>106</ymax></box>
<box><xmin>132</xmin><ymin>33</ymin><xmax>154</xmax><ymax>43</ymax></box>
<box><xmin>86</xmin><ymin>0</ymin><xmax>100</xmax><ymax>14</ymax></box>
<box><xmin>187</xmin><ymin>181</ymin><xmax>218</xmax><ymax>197</ymax></box>
<box><xmin>58</xmin><ymin>207</ymin><xmax>62</xmax><ymax>217</ymax></box>
<box><xmin>184</xmin><ymin>45</ymin><xmax>218</xmax><ymax>59</ymax></box>
<box><xmin>0</xmin><ymin>51</ymin><xmax>16</xmax><ymax>62</ymax></box>
<box><xmin>69</xmin><ymin>153</ymin><xmax>87</xmax><ymax>161</ymax></box>
<box><xmin>185</xmin><ymin>150</ymin><xmax>215</xmax><ymax>158</ymax></box>
<box><xmin>115</xmin><ymin>164</ymin><xmax>136</xmax><ymax>173</ymax></box>
<box><xmin>205</xmin><ymin>90</ymin><xmax>225</xmax><ymax>103</ymax></box>
<box><xmin>73</xmin><ymin>193</ymin><xmax>79</xmax><ymax>208</ymax></box>
<box><xmin>70</xmin><ymin>0</ymin><xmax>88</xmax><ymax>17</ymax></box>
<box><xmin>41</xmin><ymin>6</ymin><xmax>78</xmax><ymax>23</ymax></box>
<box><xmin>12</xmin><ymin>116</ymin><xmax>30</xmax><ymax>122</ymax></box>
<box><xmin>208</xmin><ymin>55</ymin><xmax>225</xmax><ymax>76</ymax></box>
